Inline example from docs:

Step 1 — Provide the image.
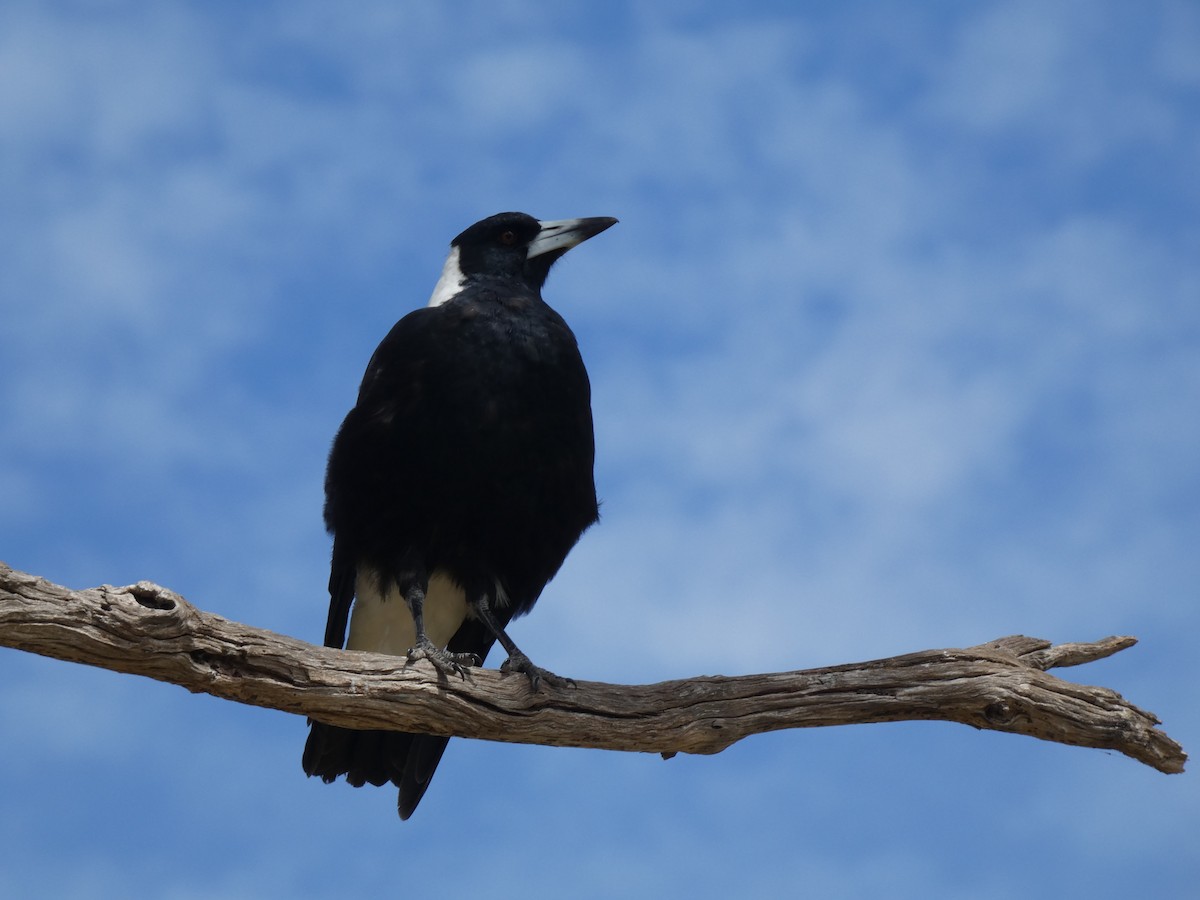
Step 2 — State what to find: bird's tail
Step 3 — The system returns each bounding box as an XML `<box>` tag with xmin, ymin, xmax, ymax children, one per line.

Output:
<box><xmin>302</xmin><ymin>722</ymin><xmax>412</xmax><ymax>789</ymax></box>
<box><xmin>302</xmin><ymin>722</ymin><xmax>450</xmax><ymax>820</ymax></box>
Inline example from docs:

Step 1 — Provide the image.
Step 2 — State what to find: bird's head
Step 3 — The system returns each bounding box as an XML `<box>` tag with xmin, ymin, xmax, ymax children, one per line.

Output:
<box><xmin>428</xmin><ymin>212</ymin><xmax>617</xmax><ymax>306</ymax></box>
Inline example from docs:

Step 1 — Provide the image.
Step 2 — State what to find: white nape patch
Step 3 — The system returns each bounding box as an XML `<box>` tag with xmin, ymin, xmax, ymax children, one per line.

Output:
<box><xmin>426</xmin><ymin>246</ymin><xmax>465</xmax><ymax>307</ymax></box>
<box><xmin>346</xmin><ymin>568</ymin><xmax>469</xmax><ymax>656</ymax></box>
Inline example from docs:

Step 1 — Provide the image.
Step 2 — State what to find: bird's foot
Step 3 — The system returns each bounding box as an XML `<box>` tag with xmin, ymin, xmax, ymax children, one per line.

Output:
<box><xmin>406</xmin><ymin>638</ymin><xmax>480</xmax><ymax>680</ymax></box>
<box><xmin>500</xmin><ymin>651</ymin><xmax>576</xmax><ymax>691</ymax></box>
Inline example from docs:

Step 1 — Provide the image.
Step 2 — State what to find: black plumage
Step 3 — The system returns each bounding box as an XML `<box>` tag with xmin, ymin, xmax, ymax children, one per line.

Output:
<box><xmin>302</xmin><ymin>211</ymin><xmax>615</xmax><ymax>819</ymax></box>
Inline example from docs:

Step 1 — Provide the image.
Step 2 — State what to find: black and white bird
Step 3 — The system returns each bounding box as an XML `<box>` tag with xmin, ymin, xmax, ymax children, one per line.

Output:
<box><xmin>302</xmin><ymin>211</ymin><xmax>616</xmax><ymax>819</ymax></box>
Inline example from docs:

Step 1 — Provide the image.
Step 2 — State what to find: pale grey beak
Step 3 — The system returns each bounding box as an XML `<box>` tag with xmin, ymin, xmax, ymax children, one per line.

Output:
<box><xmin>527</xmin><ymin>217</ymin><xmax>618</xmax><ymax>259</ymax></box>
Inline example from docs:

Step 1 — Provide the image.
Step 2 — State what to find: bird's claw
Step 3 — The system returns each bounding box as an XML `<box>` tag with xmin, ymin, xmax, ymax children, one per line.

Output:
<box><xmin>406</xmin><ymin>640</ymin><xmax>480</xmax><ymax>680</ymax></box>
<box><xmin>500</xmin><ymin>651</ymin><xmax>576</xmax><ymax>691</ymax></box>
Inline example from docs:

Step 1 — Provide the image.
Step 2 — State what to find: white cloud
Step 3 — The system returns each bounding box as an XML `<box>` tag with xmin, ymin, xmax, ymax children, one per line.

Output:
<box><xmin>0</xmin><ymin>3</ymin><xmax>215</xmax><ymax>157</ymax></box>
<box><xmin>926</xmin><ymin>0</ymin><xmax>1182</xmax><ymax>162</ymax></box>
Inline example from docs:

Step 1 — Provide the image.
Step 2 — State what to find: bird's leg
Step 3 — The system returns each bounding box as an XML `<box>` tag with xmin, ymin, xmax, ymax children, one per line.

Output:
<box><xmin>402</xmin><ymin>577</ymin><xmax>479</xmax><ymax>678</ymax></box>
<box><xmin>472</xmin><ymin>594</ymin><xmax>574</xmax><ymax>691</ymax></box>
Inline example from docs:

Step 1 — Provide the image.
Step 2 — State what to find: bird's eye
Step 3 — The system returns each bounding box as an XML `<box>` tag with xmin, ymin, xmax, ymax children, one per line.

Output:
<box><xmin>498</xmin><ymin>230</ymin><xmax>517</xmax><ymax>246</ymax></box>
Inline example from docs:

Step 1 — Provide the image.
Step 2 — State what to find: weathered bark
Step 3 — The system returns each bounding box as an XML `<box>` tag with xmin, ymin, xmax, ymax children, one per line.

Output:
<box><xmin>0</xmin><ymin>561</ymin><xmax>1186</xmax><ymax>774</ymax></box>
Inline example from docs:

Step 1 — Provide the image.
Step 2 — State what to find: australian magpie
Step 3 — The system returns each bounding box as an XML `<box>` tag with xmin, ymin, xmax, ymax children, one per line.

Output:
<box><xmin>302</xmin><ymin>211</ymin><xmax>616</xmax><ymax>819</ymax></box>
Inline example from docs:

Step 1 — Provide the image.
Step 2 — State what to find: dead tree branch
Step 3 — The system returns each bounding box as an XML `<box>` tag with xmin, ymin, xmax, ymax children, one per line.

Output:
<box><xmin>0</xmin><ymin>561</ymin><xmax>1186</xmax><ymax>774</ymax></box>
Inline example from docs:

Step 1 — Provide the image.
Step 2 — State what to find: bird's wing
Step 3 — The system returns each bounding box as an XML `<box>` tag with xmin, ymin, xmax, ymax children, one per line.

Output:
<box><xmin>354</xmin><ymin>306</ymin><xmax>440</xmax><ymax>411</ymax></box>
<box><xmin>322</xmin><ymin>536</ymin><xmax>356</xmax><ymax>649</ymax></box>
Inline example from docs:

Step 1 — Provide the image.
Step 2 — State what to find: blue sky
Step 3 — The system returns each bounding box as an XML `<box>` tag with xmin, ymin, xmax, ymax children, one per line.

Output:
<box><xmin>2</xmin><ymin>1</ymin><xmax>1198</xmax><ymax>897</ymax></box>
